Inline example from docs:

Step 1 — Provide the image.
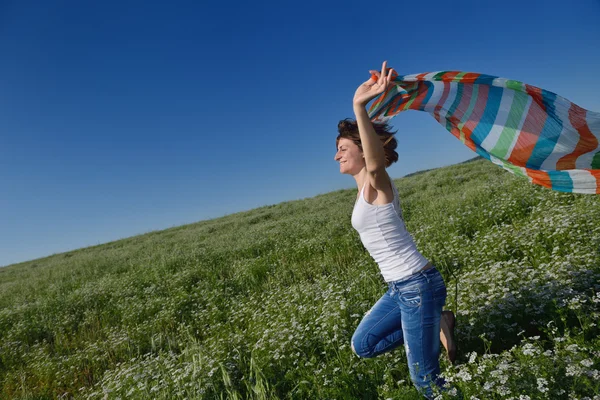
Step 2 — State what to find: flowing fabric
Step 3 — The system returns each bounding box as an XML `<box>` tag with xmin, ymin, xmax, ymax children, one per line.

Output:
<box><xmin>368</xmin><ymin>71</ymin><xmax>600</xmax><ymax>194</ymax></box>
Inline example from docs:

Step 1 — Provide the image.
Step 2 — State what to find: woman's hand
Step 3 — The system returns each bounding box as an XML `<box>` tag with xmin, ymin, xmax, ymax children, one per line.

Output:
<box><xmin>353</xmin><ymin>61</ymin><xmax>395</xmax><ymax>108</ymax></box>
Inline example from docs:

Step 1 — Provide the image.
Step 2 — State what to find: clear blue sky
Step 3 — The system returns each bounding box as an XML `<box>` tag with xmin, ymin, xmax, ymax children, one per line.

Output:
<box><xmin>1</xmin><ymin>0</ymin><xmax>599</xmax><ymax>267</ymax></box>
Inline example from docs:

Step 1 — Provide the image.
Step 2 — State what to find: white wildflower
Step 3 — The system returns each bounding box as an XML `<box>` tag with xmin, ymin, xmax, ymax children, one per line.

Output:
<box><xmin>566</xmin><ymin>364</ymin><xmax>582</xmax><ymax>376</ymax></box>
<box><xmin>537</xmin><ymin>378</ymin><xmax>548</xmax><ymax>393</ymax></box>
<box><xmin>566</xmin><ymin>344</ymin><xmax>579</xmax><ymax>352</ymax></box>
<box><xmin>468</xmin><ymin>351</ymin><xmax>477</xmax><ymax>364</ymax></box>
<box><xmin>456</xmin><ymin>369</ymin><xmax>472</xmax><ymax>382</ymax></box>
<box><xmin>497</xmin><ymin>385</ymin><xmax>510</xmax><ymax>395</ymax></box>
<box><xmin>522</xmin><ymin>343</ymin><xmax>538</xmax><ymax>356</ymax></box>
<box><xmin>580</xmin><ymin>359</ymin><xmax>593</xmax><ymax>367</ymax></box>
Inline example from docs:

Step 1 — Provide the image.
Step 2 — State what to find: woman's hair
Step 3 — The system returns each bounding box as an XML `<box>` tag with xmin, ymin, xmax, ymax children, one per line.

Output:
<box><xmin>336</xmin><ymin>118</ymin><xmax>399</xmax><ymax>167</ymax></box>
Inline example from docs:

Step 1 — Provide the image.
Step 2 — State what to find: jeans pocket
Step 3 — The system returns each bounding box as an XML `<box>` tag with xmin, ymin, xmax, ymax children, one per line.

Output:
<box><xmin>399</xmin><ymin>287</ymin><xmax>421</xmax><ymax>308</ymax></box>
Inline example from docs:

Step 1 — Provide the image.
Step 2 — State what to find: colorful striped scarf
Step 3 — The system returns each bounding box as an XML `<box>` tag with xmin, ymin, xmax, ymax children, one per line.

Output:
<box><xmin>368</xmin><ymin>72</ymin><xmax>600</xmax><ymax>194</ymax></box>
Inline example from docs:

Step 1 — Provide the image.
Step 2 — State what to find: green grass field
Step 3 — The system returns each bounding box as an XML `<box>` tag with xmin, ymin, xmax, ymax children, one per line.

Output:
<box><xmin>1</xmin><ymin>159</ymin><xmax>599</xmax><ymax>399</ymax></box>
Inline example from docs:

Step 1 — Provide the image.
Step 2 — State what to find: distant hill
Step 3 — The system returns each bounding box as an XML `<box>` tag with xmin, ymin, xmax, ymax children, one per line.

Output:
<box><xmin>402</xmin><ymin>155</ymin><xmax>483</xmax><ymax>178</ymax></box>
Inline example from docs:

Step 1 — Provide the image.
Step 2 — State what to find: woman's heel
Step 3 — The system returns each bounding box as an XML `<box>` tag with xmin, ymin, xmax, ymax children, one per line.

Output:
<box><xmin>440</xmin><ymin>310</ymin><xmax>457</xmax><ymax>364</ymax></box>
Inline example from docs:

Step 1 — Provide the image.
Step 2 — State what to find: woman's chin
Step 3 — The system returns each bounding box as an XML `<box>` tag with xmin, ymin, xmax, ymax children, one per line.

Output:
<box><xmin>340</xmin><ymin>165</ymin><xmax>356</xmax><ymax>175</ymax></box>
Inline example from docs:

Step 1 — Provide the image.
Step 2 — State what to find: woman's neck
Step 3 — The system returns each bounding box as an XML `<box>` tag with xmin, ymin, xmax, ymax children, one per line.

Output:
<box><xmin>352</xmin><ymin>168</ymin><xmax>368</xmax><ymax>192</ymax></box>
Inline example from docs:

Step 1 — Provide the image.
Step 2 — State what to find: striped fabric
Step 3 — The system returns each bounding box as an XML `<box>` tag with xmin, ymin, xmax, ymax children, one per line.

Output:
<box><xmin>368</xmin><ymin>71</ymin><xmax>600</xmax><ymax>194</ymax></box>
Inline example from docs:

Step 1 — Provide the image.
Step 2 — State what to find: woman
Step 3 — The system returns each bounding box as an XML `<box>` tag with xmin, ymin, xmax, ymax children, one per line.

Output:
<box><xmin>335</xmin><ymin>61</ymin><xmax>456</xmax><ymax>398</ymax></box>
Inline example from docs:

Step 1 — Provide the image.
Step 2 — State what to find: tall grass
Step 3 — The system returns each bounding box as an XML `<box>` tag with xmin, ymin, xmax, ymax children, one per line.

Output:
<box><xmin>0</xmin><ymin>159</ymin><xmax>598</xmax><ymax>399</ymax></box>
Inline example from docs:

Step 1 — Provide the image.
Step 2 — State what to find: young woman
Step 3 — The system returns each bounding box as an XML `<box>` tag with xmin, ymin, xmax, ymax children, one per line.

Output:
<box><xmin>334</xmin><ymin>61</ymin><xmax>456</xmax><ymax>398</ymax></box>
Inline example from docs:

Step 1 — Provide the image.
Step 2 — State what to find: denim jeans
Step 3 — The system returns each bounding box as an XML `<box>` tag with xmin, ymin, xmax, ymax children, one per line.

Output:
<box><xmin>351</xmin><ymin>267</ymin><xmax>447</xmax><ymax>399</ymax></box>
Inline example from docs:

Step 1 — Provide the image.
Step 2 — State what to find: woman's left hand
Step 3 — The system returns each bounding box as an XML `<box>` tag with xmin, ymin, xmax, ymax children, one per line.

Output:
<box><xmin>353</xmin><ymin>61</ymin><xmax>395</xmax><ymax>108</ymax></box>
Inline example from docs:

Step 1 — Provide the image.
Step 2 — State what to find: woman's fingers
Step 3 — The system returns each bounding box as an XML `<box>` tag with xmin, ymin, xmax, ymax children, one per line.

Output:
<box><xmin>369</xmin><ymin>70</ymin><xmax>380</xmax><ymax>82</ymax></box>
<box><xmin>366</xmin><ymin>62</ymin><xmax>395</xmax><ymax>89</ymax></box>
<box><xmin>380</xmin><ymin>61</ymin><xmax>388</xmax><ymax>85</ymax></box>
<box><xmin>362</xmin><ymin>78</ymin><xmax>374</xmax><ymax>87</ymax></box>
<box><xmin>387</xmin><ymin>68</ymin><xmax>395</xmax><ymax>87</ymax></box>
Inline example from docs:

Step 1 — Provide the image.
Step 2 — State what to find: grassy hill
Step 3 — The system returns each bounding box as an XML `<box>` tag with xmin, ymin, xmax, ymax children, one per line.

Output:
<box><xmin>1</xmin><ymin>159</ymin><xmax>599</xmax><ymax>399</ymax></box>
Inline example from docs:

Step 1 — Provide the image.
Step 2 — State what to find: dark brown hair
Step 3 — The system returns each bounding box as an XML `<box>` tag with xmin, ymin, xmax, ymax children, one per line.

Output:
<box><xmin>336</xmin><ymin>118</ymin><xmax>399</xmax><ymax>167</ymax></box>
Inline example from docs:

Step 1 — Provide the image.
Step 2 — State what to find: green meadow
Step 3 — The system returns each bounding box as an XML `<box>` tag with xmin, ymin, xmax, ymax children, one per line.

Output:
<box><xmin>1</xmin><ymin>159</ymin><xmax>599</xmax><ymax>399</ymax></box>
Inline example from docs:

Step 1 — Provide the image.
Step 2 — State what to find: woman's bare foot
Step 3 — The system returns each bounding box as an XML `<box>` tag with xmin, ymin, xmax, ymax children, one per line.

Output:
<box><xmin>440</xmin><ymin>310</ymin><xmax>457</xmax><ymax>364</ymax></box>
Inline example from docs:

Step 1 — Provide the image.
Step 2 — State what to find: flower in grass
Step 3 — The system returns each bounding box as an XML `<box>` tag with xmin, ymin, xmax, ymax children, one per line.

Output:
<box><xmin>580</xmin><ymin>359</ymin><xmax>593</xmax><ymax>368</ymax></box>
<box><xmin>468</xmin><ymin>351</ymin><xmax>477</xmax><ymax>364</ymax></box>
<box><xmin>497</xmin><ymin>386</ymin><xmax>510</xmax><ymax>396</ymax></box>
<box><xmin>568</xmin><ymin>296</ymin><xmax>584</xmax><ymax>310</ymax></box>
<box><xmin>522</xmin><ymin>343</ymin><xmax>538</xmax><ymax>356</ymax></box>
<box><xmin>537</xmin><ymin>378</ymin><xmax>548</xmax><ymax>393</ymax></box>
<box><xmin>456</xmin><ymin>370</ymin><xmax>472</xmax><ymax>382</ymax></box>
<box><xmin>566</xmin><ymin>364</ymin><xmax>583</xmax><ymax>377</ymax></box>
<box><xmin>566</xmin><ymin>344</ymin><xmax>579</xmax><ymax>352</ymax></box>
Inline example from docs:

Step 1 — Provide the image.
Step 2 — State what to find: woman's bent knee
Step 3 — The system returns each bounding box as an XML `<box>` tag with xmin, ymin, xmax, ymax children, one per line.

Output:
<box><xmin>351</xmin><ymin>337</ymin><xmax>376</xmax><ymax>358</ymax></box>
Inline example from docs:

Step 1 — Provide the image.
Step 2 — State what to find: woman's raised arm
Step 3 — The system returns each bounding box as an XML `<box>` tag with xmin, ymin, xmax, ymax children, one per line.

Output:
<box><xmin>352</xmin><ymin>61</ymin><xmax>395</xmax><ymax>190</ymax></box>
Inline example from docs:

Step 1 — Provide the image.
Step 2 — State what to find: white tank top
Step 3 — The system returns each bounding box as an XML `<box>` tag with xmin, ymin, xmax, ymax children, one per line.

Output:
<box><xmin>351</xmin><ymin>180</ymin><xmax>429</xmax><ymax>282</ymax></box>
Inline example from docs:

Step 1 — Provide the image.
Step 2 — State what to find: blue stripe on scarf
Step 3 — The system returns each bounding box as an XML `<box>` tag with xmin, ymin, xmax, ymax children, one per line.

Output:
<box><xmin>526</xmin><ymin>91</ymin><xmax>562</xmax><ymax>169</ymax></box>
<box><xmin>549</xmin><ymin>170</ymin><xmax>574</xmax><ymax>192</ymax></box>
<box><xmin>470</xmin><ymin>86</ymin><xmax>503</xmax><ymax>145</ymax></box>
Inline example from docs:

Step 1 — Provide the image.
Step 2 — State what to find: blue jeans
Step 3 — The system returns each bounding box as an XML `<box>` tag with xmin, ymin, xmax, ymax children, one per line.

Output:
<box><xmin>351</xmin><ymin>267</ymin><xmax>447</xmax><ymax>399</ymax></box>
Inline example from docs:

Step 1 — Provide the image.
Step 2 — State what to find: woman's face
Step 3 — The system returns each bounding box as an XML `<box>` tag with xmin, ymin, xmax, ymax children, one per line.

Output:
<box><xmin>334</xmin><ymin>138</ymin><xmax>365</xmax><ymax>175</ymax></box>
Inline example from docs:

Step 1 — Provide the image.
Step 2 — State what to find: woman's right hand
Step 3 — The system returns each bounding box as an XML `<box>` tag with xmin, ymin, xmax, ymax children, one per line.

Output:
<box><xmin>353</xmin><ymin>61</ymin><xmax>395</xmax><ymax>109</ymax></box>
